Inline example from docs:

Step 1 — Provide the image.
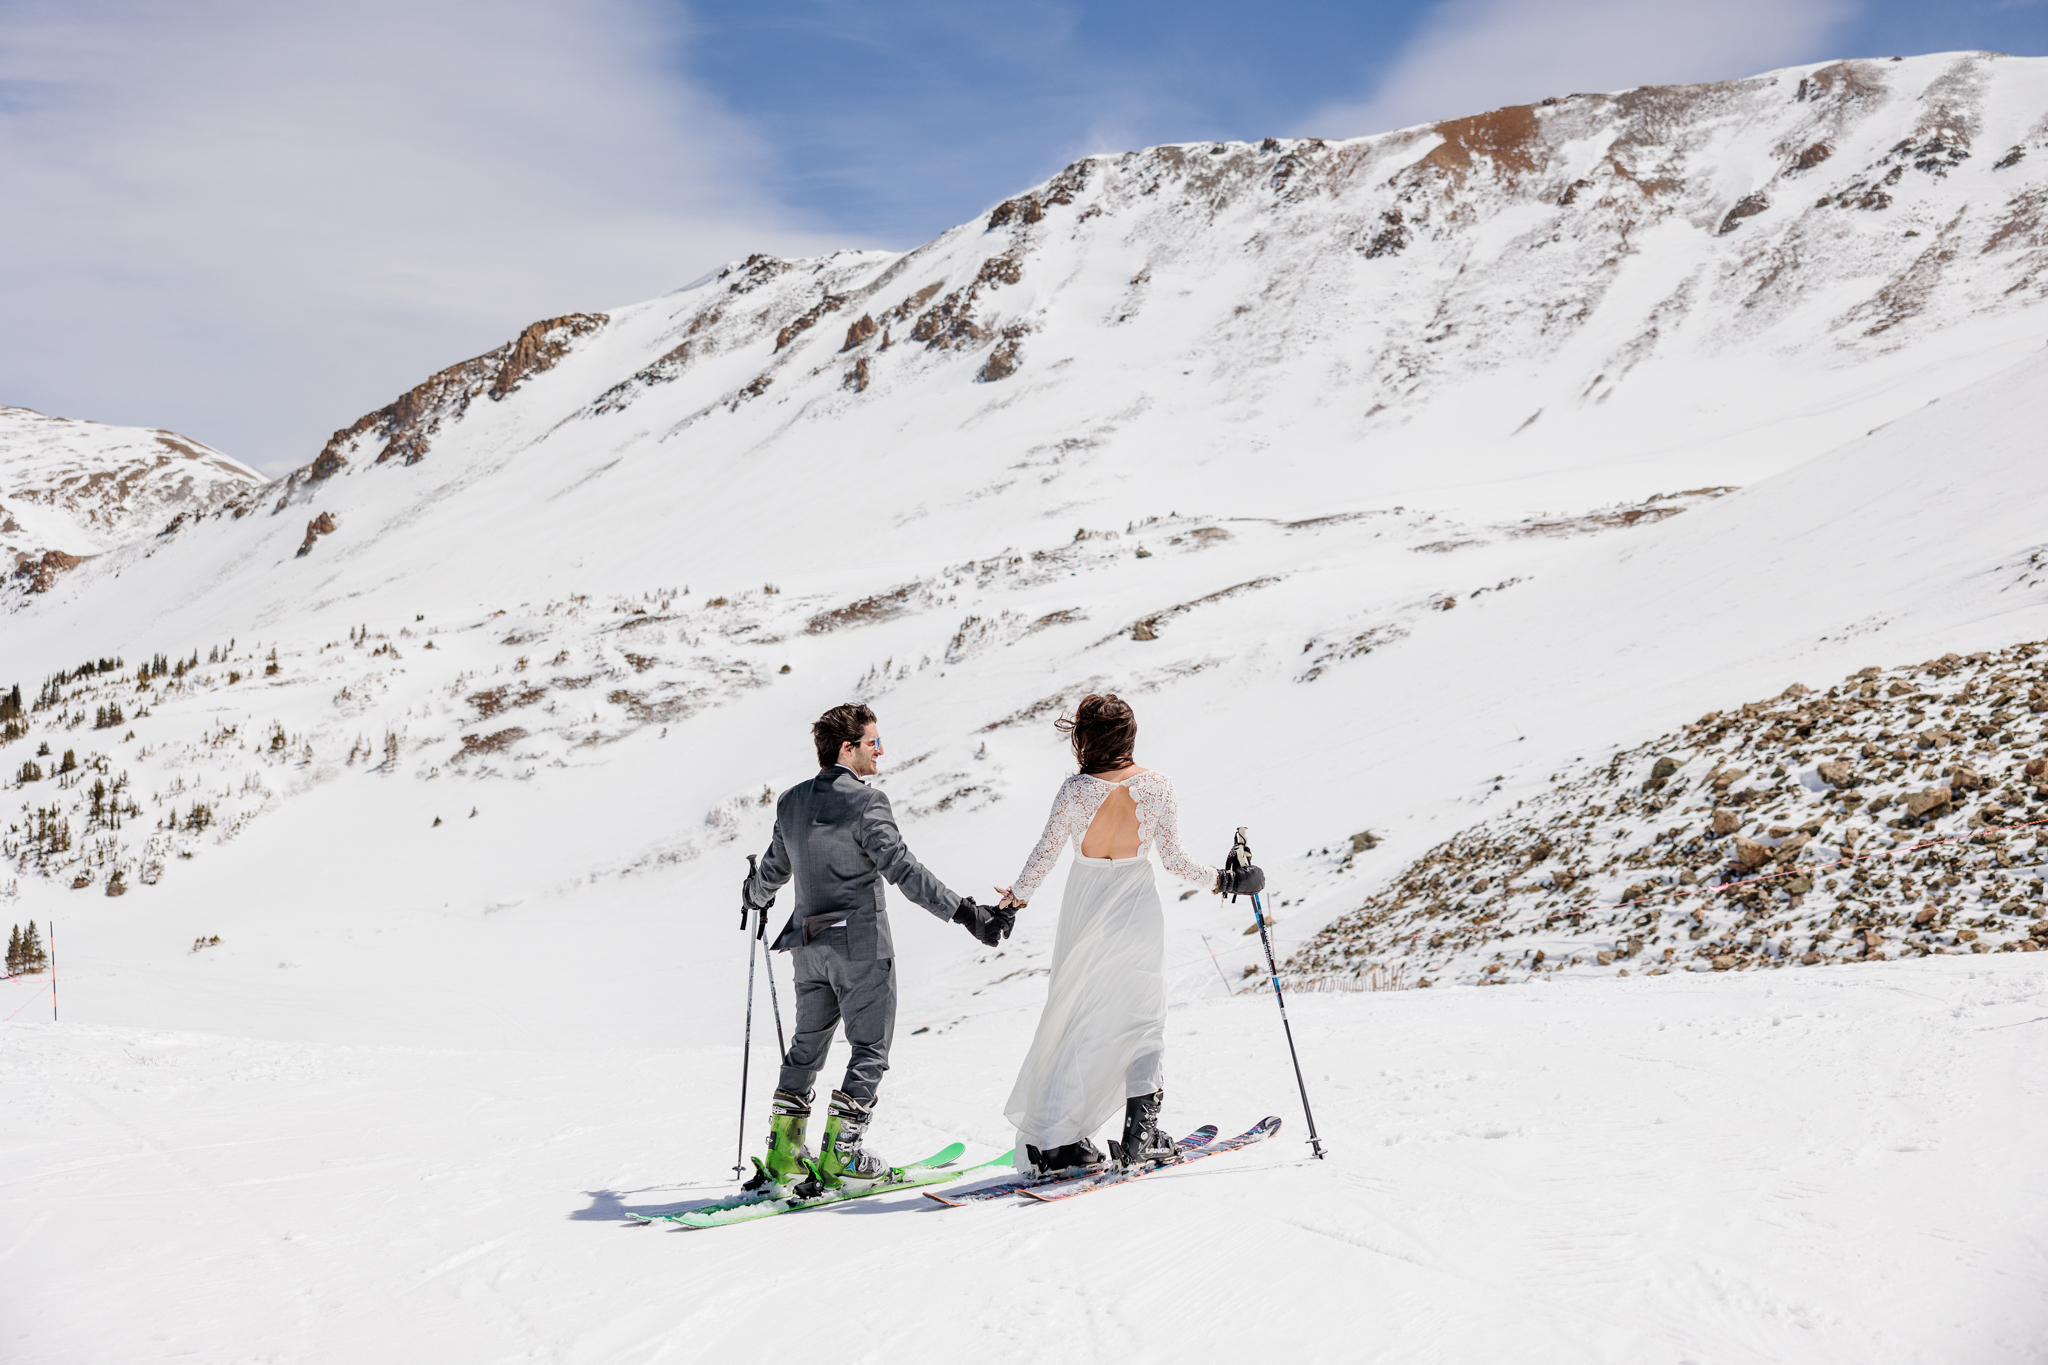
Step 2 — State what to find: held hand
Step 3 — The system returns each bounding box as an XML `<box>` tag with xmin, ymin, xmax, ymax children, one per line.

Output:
<box><xmin>954</xmin><ymin>898</ymin><xmax>1016</xmax><ymax>947</ymax></box>
<box><xmin>994</xmin><ymin>885</ymin><xmax>1024</xmax><ymax>911</ymax></box>
<box><xmin>1215</xmin><ymin>863</ymin><xmax>1266</xmax><ymax>899</ymax></box>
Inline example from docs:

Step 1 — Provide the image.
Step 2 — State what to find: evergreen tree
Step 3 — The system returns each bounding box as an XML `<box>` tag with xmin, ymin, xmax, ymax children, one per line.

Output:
<box><xmin>5</xmin><ymin>924</ymin><xmax>19</xmax><ymax>975</ymax></box>
<box><xmin>18</xmin><ymin>921</ymin><xmax>45</xmax><ymax>972</ymax></box>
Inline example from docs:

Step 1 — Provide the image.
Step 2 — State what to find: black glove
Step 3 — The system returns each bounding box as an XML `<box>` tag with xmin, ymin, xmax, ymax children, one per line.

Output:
<box><xmin>740</xmin><ymin>856</ymin><xmax>772</xmax><ymax>932</ymax></box>
<box><xmin>1215</xmin><ymin>863</ymin><xmax>1266</xmax><ymax>898</ymax></box>
<box><xmin>954</xmin><ymin>897</ymin><xmax>1016</xmax><ymax>947</ymax></box>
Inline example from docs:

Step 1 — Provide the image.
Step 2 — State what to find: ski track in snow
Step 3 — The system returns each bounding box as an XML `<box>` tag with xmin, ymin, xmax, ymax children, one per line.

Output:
<box><xmin>2</xmin><ymin>50</ymin><xmax>2048</xmax><ymax>1362</ymax></box>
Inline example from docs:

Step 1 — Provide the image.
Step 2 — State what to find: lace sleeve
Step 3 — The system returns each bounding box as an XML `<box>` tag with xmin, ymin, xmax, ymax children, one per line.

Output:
<box><xmin>1135</xmin><ymin>774</ymin><xmax>1217</xmax><ymax>889</ymax></box>
<box><xmin>1011</xmin><ymin>776</ymin><xmax>1088</xmax><ymax>903</ymax></box>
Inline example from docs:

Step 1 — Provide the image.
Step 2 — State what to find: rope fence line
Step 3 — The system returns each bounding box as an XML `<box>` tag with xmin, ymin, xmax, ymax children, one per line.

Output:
<box><xmin>5</xmin><ymin>981</ymin><xmax>51</xmax><ymax>1019</ymax></box>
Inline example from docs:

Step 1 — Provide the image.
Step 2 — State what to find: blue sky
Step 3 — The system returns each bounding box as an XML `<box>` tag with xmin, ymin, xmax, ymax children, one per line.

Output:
<box><xmin>0</xmin><ymin>0</ymin><xmax>2043</xmax><ymax>471</ymax></box>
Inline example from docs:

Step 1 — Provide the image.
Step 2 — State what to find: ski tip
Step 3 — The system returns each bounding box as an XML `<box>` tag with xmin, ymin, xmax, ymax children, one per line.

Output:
<box><xmin>906</xmin><ymin>1141</ymin><xmax>967</xmax><ymax>1171</ymax></box>
<box><xmin>1258</xmin><ymin>1115</ymin><xmax>1283</xmax><ymax>1136</ymax></box>
<box><xmin>991</xmin><ymin>1148</ymin><xmax>1016</xmax><ymax>1165</ymax></box>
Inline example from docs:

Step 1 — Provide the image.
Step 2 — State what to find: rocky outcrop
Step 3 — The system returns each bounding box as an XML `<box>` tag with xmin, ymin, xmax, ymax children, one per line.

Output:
<box><xmin>1292</xmin><ymin>641</ymin><xmax>2048</xmax><ymax>987</ymax></box>
<box><xmin>14</xmin><ymin>548</ymin><xmax>84</xmax><ymax>593</ymax></box>
<box><xmin>304</xmin><ymin>313</ymin><xmax>607</xmax><ymax>480</ymax></box>
<box><xmin>977</xmin><ymin>327</ymin><xmax>1026</xmax><ymax>382</ymax></box>
<box><xmin>1718</xmin><ymin>192</ymin><xmax>1771</xmax><ymax>234</ymax></box>
<box><xmin>774</xmin><ymin>293</ymin><xmax>847</xmax><ymax>351</ymax></box>
<box><xmin>297</xmin><ymin>511</ymin><xmax>336</xmax><ymax>557</ymax></box>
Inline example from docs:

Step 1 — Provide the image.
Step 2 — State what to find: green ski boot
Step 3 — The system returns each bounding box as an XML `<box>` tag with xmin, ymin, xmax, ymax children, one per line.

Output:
<box><xmin>805</xmin><ymin>1090</ymin><xmax>890</xmax><ymax>1189</ymax></box>
<box><xmin>743</xmin><ymin>1088</ymin><xmax>815</xmax><ymax>1193</ymax></box>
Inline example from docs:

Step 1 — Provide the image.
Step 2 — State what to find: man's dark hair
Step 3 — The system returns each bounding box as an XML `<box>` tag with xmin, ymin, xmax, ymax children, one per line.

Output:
<box><xmin>814</xmin><ymin>702</ymin><xmax>877</xmax><ymax>767</ymax></box>
<box><xmin>1055</xmin><ymin>693</ymin><xmax>1136</xmax><ymax>774</ymax></box>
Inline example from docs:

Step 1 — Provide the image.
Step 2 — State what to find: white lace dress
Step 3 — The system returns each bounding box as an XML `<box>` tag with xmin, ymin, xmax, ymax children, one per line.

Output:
<box><xmin>1002</xmin><ymin>771</ymin><xmax>1216</xmax><ymax>1164</ymax></box>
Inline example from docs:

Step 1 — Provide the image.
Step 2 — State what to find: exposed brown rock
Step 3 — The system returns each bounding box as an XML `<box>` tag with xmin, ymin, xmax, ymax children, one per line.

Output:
<box><xmin>845</xmin><ymin>357</ymin><xmax>870</xmax><ymax>393</ymax></box>
<box><xmin>297</xmin><ymin>511</ymin><xmax>336</xmax><ymax>558</ymax></box>
<box><xmin>775</xmin><ymin>294</ymin><xmax>848</xmax><ymax>351</ymax></box>
<box><xmin>977</xmin><ymin>328</ymin><xmax>1025</xmax><ymax>383</ymax></box>
<box><xmin>1790</xmin><ymin>141</ymin><xmax>1834</xmax><ymax>172</ymax></box>
<box><xmin>1817</xmin><ymin>758</ymin><xmax>1854</xmax><ymax>787</ymax></box>
<box><xmin>490</xmin><ymin>316</ymin><xmax>607</xmax><ymax>400</ymax></box>
<box><xmin>16</xmin><ymin>548</ymin><xmax>85</xmax><ymax>593</ymax></box>
<box><xmin>306</xmin><ymin>313</ymin><xmax>606</xmax><ymax>476</ymax></box>
<box><xmin>1423</xmin><ymin>103</ymin><xmax>1542</xmax><ymax>179</ymax></box>
<box><xmin>842</xmin><ymin>315</ymin><xmax>878</xmax><ymax>351</ymax></box>
<box><xmin>1710</xmin><ymin>809</ymin><xmax>1741</xmax><ymax>835</ymax></box>
<box><xmin>1731</xmin><ymin>836</ymin><xmax>1773</xmax><ymax>870</ymax></box>
<box><xmin>1903</xmin><ymin>786</ymin><xmax>1952</xmax><ymax>818</ymax></box>
<box><xmin>1717</xmin><ymin>192</ymin><xmax>1771</xmax><ymax>234</ymax></box>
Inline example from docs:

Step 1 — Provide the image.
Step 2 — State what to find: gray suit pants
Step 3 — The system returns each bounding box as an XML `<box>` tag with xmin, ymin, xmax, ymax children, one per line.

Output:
<box><xmin>778</xmin><ymin>929</ymin><xmax>896</xmax><ymax>1103</ymax></box>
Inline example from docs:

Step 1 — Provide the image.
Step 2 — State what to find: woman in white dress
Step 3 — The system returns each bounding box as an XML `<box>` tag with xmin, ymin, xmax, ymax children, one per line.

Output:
<box><xmin>995</xmin><ymin>694</ymin><xmax>1265</xmax><ymax>1173</ymax></box>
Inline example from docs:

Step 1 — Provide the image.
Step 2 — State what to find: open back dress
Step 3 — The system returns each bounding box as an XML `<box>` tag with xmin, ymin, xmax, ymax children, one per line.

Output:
<box><xmin>1002</xmin><ymin>771</ymin><xmax>1216</xmax><ymax>1165</ymax></box>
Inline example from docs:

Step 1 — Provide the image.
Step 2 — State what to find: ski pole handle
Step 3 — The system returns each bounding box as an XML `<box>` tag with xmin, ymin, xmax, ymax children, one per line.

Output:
<box><xmin>1223</xmin><ymin>827</ymin><xmax>1253</xmax><ymax>901</ymax></box>
<box><xmin>742</xmin><ymin>854</ymin><xmax>757</xmax><ymax>930</ymax></box>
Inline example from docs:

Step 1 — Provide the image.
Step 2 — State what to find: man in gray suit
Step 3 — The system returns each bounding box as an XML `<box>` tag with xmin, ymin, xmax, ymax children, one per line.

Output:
<box><xmin>740</xmin><ymin>702</ymin><xmax>1012</xmax><ymax>1192</ymax></box>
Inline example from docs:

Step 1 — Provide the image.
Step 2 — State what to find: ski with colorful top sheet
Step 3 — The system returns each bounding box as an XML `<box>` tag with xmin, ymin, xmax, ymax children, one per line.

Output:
<box><xmin>1017</xmin><ymin>1117</ymin><xmax>1281</xmax><ymax>1203</ymax></box>
<box><xmin>924</xmin><ymin>1125</ymin><xmax>1219</xmax><ymax>1207</ymax></box>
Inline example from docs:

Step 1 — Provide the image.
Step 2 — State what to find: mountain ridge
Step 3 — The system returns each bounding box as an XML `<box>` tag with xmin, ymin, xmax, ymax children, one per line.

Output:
<box><xmin>0</xmin><ymin>406</ymin><xmax>264</xmax><ymax>593</ymax></box>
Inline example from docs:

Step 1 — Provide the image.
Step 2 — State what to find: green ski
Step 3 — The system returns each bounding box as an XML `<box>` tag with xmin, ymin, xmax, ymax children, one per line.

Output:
<box><xmin>629</xmin><ymin>1142</ymin><xmax>998</xmax><ymax>1228</ymax></box>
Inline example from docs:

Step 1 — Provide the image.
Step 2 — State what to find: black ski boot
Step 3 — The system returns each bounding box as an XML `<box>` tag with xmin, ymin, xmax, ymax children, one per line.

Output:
<box><xmin>1025</xmin><ymin>1137</ymin><xmax>1107</xmax><ymax>1175</ymax></box>
<box><xmin>806</xmin><ymin>1090</ymin><xmax>890</xmax><ymax>1188</ymax></box>
<box><xmin>1112</xmin><ymin>1089</ymin><xmax>1176</xmax><ymax>1167</ymax></box>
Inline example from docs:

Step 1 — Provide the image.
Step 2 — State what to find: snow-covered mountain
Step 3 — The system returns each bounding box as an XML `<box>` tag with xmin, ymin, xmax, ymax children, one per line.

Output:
<box><xmin>8</xmin><ymin>50</ymin><xmax>2048</xmax><ymax>911</ymax></box>
<box><xmin>0</xmin><ymin>406</ymin><xmax>264</xmax><ymax>592</ymax></box>
<box><xmin>5</xmin><ymin>52</ymin><xmax>2048</xmax><ymax>1365</ymax></box>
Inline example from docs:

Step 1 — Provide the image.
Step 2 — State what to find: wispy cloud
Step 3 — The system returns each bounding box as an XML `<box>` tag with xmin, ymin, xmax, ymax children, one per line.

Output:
<box><xmin>0</xmin><ymin>0</ymin><xmax>840</xmax><ymax>472</ymax></box>
<box><xmin>1297</xmin><ymin>0</ymin><xmax>1857</xmax><ymax>138</ymax></box>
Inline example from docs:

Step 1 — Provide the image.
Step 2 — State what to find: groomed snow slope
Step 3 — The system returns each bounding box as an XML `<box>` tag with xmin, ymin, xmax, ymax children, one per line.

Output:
<box><xmin>6</xmin><ymin>960</ymin><xmax>2043</xmax><ymax>1362</ymax></box>
<box><xmin>3</xmin><ymin>52</ymin><xmax>2047</xmax><ymax>1365</ymax></box>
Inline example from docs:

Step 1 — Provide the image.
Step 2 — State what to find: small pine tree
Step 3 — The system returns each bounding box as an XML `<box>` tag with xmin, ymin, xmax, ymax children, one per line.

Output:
<box><xmin>19</xmin><ymin>921</ymin><xmax>46</xmax><ymax>972</ymax></box>
<box><xmin>5</xmin><ymin>924</ymin><xmax>20</xmax><ymax>975</ymax></box>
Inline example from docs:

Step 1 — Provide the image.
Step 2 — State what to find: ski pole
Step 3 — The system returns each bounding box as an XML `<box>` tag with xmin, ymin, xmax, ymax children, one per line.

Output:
<box><xmin>758</xmin><ymin>907</ymin><xmax>786</xmax><ymax>1058</ymax></box>
<box><xmin>734</xmin><ymin>857</ymin><xmax>762</xmax><ymax>1180</ymax></box>
<box><xmin>1228</xmin><ymin>829</ymin><xmax>1327</xmax><ymax>1160</ymax></box>
<box><xmin>50</xmin><ymin>920</ymin><xmax>57</xmax><ymax>1023</ymax></box>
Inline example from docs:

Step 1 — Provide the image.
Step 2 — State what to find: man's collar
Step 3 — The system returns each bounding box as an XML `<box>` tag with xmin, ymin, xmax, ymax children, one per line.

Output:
<box><xmin>826</xmin><ymin>763</ymin><xmax>867</xmax><ymax>784</ymax></box>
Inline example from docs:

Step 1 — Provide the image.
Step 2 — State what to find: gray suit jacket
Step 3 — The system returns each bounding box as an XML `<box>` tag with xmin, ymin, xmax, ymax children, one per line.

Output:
<box><xmin>746</xmin><ymin>766</ymin><xmax>961</xmax><ymax>961</ymax></box>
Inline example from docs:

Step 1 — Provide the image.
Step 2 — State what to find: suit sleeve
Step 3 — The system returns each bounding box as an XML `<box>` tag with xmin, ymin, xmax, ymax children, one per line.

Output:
<box><xmin>855</xmin><ymin>788</ymin><xmax>962</xmax><ymax>921</ymax></box>
<box><xmin>747</xmin><ymin>813</ymin><xmax>792</xmax><ymax>909</ymax></box>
